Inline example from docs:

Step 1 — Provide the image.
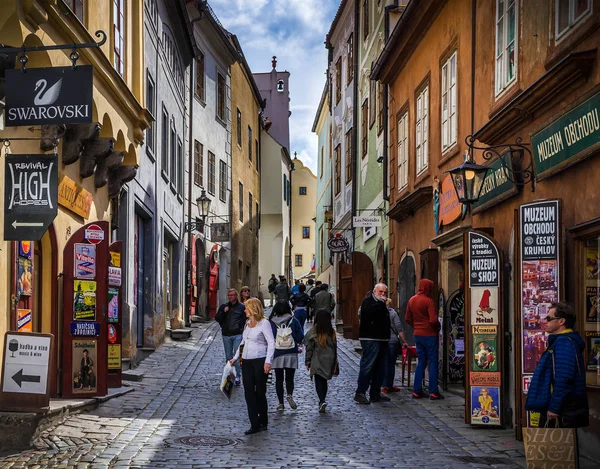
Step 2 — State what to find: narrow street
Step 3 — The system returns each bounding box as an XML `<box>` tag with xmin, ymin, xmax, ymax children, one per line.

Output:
<box><xmin>0</xmin><ymin>321</ymin><xmax>527</xmax><ymax>469</ymax></box>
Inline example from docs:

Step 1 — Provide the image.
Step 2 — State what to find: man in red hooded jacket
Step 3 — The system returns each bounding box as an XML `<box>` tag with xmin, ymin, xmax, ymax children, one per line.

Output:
<box><xmin>406</xmin><ymin>278</ymin><xmax>443</xmax><ymax>399</ymax></box>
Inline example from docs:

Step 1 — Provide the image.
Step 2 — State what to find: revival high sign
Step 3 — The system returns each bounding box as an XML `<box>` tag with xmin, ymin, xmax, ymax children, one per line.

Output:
<box><xmin>4</xmin><ymin>66</ymin><xmax>93</xmax><ymax>127</ymax></box>
<box><xmin>4</xmin><ymin>154</ymin><xmax>58</xmax><ymax>241</ymax></box>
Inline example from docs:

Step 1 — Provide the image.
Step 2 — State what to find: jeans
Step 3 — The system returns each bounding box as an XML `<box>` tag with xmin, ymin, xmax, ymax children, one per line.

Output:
<box><xmin>274</xmin><ymin>368</ymin><xmax>296</xmax><ymax>403</ymax></box>
<box><xmin>382</xmin><ymin>341</ymin><xmax>399</xmax><ymax>389</ymax></box>
<box><xmin>356</xmin><ymin>340</ymin><xmax>388</xmax><ymax>397</ymax></box>
<box><xmin>314</xmin><ymin>374</ymin><xmax>328</xmax><ymax>404</ymax></box>
<box><xmin>222</xmin><ymin>334</ymin><xmax>242</xmax><ymax>378</ymax></box>
<box><xmin>294</xmin><ymin>307</ymin><xmax>307</xmax><ymax>329</ymax></box>
<box><xmin>242</xmin><ymin>358</ymin><xmax>268</xmax><ymax>430</ymax></box>
<box><xmin>414</xmin><ymin>335</ymin><xmax>439</xmax><ymax>395</ymax></box>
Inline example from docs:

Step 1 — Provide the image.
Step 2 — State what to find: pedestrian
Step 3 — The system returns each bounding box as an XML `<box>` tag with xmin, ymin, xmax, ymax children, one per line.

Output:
<box><xmin>310</xmin><ymin>281</ymin><xmax>322</xmax><ymax>301</ymax></box>
<box><xmin>268</xmin><ymin>274</ymin><xmax>279</xmax><ymax>306</ymax></box>
<box><xmin>405</xmin><ymin>279</ymin><xmax>442</xmax><ymax>400</ymax></box>
<box><xmin>292</xmin><ymin>279</ymin><xmax>300</xmax><ymax>295</ymax></box>
<box><xmin>525</xmin><ymin>302</ymin><xmax>589</xmax><ymax>428</ymax></box>
<box><xmin>268</xmin><ymin>300</ymin><xmax>304</xmax><ymax>411</ymax></box>
<box><xmin>240</xmin><ymin>286</ymin><xmax>251</xmax><ymax>304</ymax></box>
<box><xmin>215</xmin><ymin>289</ymin><xmax>246</xmax><ymax>386</ymax></box>
<box><xmin>291</xmin><ymin>283</ymin><xmax>312</xmax><ymax>329</ymax></box>
<box><xmin>354</xmin><ymin>283</ymin><xmax>391</xmax><ymax>405</ymax></box>
<box><xmin>382</xmin><ymin>298</ymin><xmax>408</xmax><ymax>393</ymax></box>
<box><xmin>304</xmin><ymin>308</ymin><xmax>338</xmax><ymax>413</ymax></box>
<box><xmin>230</xmin><ymin>298</ymin><xmax>275</xmax><ymax>435</ymax></box>
<box><xmin>305</xmin><ymin>279</ymin><xmax>315</xmax><ymax>321</ymax></box>
<box><xmin>275</xmin><ymin>276</ymin><xmax>292</xmax><ymax>303</ymax></box>
<box><xmin>314</xmin><ymin>283</ymin><xmax>335</xmax><ymax>317</ymax></box>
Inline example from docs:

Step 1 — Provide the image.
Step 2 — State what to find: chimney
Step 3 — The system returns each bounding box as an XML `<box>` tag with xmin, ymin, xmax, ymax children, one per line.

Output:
<box><xmin>272</xmin><ymin>56</ymin><xmax>277</xmax><ymax>70</ymax></box>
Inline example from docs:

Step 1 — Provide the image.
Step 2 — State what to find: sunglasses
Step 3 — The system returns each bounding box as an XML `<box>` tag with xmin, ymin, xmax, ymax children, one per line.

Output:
<box><xmin>545</xmin><ymin>316</ymin><xmax>561</xmax><ymax>322</ymax></box>
<box><xmin>241</xmin><ymin>290</ymin><xmax>249</xmax><ymax>293</ymax></box>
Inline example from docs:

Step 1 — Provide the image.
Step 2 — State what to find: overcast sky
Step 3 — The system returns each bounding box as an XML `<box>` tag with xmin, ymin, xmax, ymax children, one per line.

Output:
<box><xmin>209</xmin><ymin>0</ymin><xmax>340</xmax><ymax>175</ymax></box>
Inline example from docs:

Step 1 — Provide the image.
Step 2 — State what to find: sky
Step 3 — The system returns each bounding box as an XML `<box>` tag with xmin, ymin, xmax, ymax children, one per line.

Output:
<box><xmin>209</xmin><ymin>0</ymin><xmax>340</xmax><ymax>175</ymax></box>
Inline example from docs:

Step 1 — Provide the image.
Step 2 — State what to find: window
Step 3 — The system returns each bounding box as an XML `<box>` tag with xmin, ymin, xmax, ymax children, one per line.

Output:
<box><xmin>66</xmin><ymin>0</ymin><xmax>85</xmax><ymax>23</ymax></box>
<box><xmin>299</xmin><ymin>187</ymin><xmax>307</xmax><ymax>195</ymax></box>
<box><xmin>397</xmin><ymin>111</ymin><xmax>408</xmax><ymax>190</ymax></box>
<box><xmin>302</xmin><ymin>227</ymin><xmax>311</xmax><ymax>239</ymax></box>
<box><xmin>416</xmin><ymin>86</ymin><xmax>429</xmax><ymax>174</ymax></box>
<box><xmin>320</xmin><ymin>146</ymin><xmax>324</xmax><ymax>178</ymax></box>
<box><xmin>345</xmin><ymin>129</ymin><xmax>353</xmax><ymax>183</ymax></box>
<box><xmin>363</xmin><ymin>0</ymin><xmax>369</xmax><ymax>40</ymax></box>
<box><xmin>161</xmin><ymin>107</ymin><xmax>168</xmax><ymax>175</ymax></box>
<box><xmin>249</xmin><ymin>193</ymin><xmax>253</xmax><ymax>231</ymax></box>
<box><xmin>236</xmin><ymin>109</ymin><xmax>242</xmax><ymax>146</ymax></box>
<box><xmin>162</xmin><ymin>27</ymin><xmax>184</xmax><ymax>95</ymax></box>
<box><xmin>146</xmin><ymin>0</ymin><xmax>158</xmax><ymax>27</ymax></box>
<box><xmin>196</xmin><ymin>53</ymin><xmax>205</xmax><ymax>100</ymax></box>
<box><xmin>347</xmin><ymin>34</ymin><xmax>354</xmax><ymax>85</ymax></box>
<box><xmin>248</xmin><ymin>126</ymin><xmax>253</xmax><ymax>162</ymax></box>
<box><xmin>287</xmin><ymin>178</ymin><xmax>291</xmax><ymax>206</ymax></box>
<box><xmin>255</xmin><ymin>140</ymin><xmax>259</xmax><ymax>171</ymax></box>
<box><xmin>239</xmin><ymin>182</ymin><xmax>244</xmax><ymax>222</ymax></box>
<box><xmin>334</xmin><ymin>145</ymin><xmax>341</xmax><ymax>195</ymax></box>
<box><xmin>556</xmin><ymin>0</ymin><xmax>591</xmax><ymax>39</ymax></box>
<box><xmin>113</xmin><ymin>0</ymin><xmax>125</xmax><ymax>77</ymax></box>
<box><xmin>170</xmin><ymin>123</ymin><xmax>176</xmax><ymax>186</ymax></box>
<box><xmin>219</xmin><ymin>160</ymin><xmax>227</xmax><ymax>202</ymax></box>
<box><xmin>369</xmin><ymin>80</ymin><xmax>376</xmax><ymax>128</ymax></box>
<box><xmin>441</xmin><ymin>51</ymin><xmax>457</xmax><ymax>152</ymax></box>
<box><xmin>194</xmin><ymin>141</ymin><xmax>203</xmax><ymax>186</ymax></box>
<box><xmin>177</xmin><ymin>138</ymin><xmax>183</xmax><ymax>195</ymax></box>
<box><xmin>496</xmin><ymin>0</ymin><xmax>517</xmax><ymax>95</ymax></box>
<box><xmin>283</xmin><ymin>175</ymin><xmax>287</xmax><ymax>202</ymax></box>
<box><xmin>295</xmin><ymin>254</ymin><xmax>303</xmax><ymax>267</ymax></box>
<box><xmin>256</xmin><ymin>202</ymin><xmax>259</xmax><ymax>236</ymax></box>
<box><xmin>335</xmin><ymin>57</ymin><xmax>342</xmax><ymax>105</ymax></box>
<box><xmin>377</xmin><ymin>82</ymin><xmax>384</xmax><ymax>132</ymax></box>
<box><xmin>217</xmin><ymin>73</ymin><xmax>226</xmax><ymax>121</ymax></box>
<box><xmin>361</xmin><ymin>100</ymin><xmax>368</xmax><ymax>158</ymax></box>
<box><xmin>208</xmin><ymin>151</ymin><xmax>215</xmax><ymax>195</ymax></box>
<box><xmin>146</xmin><ymin>72</ymin><xmax>155</xmax><ymax>155</ymax></box>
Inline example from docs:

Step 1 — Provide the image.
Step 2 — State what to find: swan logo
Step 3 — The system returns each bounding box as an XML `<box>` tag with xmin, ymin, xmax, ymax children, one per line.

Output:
<box><xmin>4</xmin><ymin>65</ymin><xmax>93</xmax><ymax>127</ymax></box>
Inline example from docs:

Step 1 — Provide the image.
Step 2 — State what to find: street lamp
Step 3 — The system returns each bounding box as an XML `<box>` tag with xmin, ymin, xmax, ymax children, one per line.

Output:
<box><xmin>185</xmin><ymin>189</ymin><xmax>211</xmax><ymax>232</ymax></box>
<box><xmin>447</xmin><ymin>156</ymin><xmax>489</xmax><ymax>205</ymax></box>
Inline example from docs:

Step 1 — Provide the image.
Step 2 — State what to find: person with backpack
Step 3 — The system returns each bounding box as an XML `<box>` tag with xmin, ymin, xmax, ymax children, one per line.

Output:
<box><xmin>267</xmin><ymin>274</ymin><xmax>279</xmax><ymax>306</ymax></box>
<box><xmin>275</xmin><ymin>277</ymin><xmax>292</xmax><ymax>303</ymax></box>
<box><xmin>291</xmin><ymin>283</ymin><xmax>312</xmax><ymax>329</ymax></box>
<box><xmin>304</xmin><ymin>308</ymin><xmax>338</xmax><ymax>413</ymax></box>
<box><xmin>269</xmin><ymin>300</ymin><xmax>304</xmax><ymax>411</ymax></box>
<box><xmin>382</xmin><ymin>298</ymin><xmax>408</xmax><ymax>393</ymax></box>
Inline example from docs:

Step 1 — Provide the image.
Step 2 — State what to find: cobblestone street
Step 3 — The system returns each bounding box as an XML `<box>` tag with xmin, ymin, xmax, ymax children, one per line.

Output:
<box><xmin>0</xmin><ymin>321</ymin><xmax>530</xmax><ymax>469</ymax></box>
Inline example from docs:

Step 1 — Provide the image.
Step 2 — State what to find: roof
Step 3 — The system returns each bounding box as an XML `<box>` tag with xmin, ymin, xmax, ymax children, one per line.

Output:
<box><xmin>229</xmin><ymin>34</ymin><xmax>263</xmax><ymax>107</ymax></box>
<box><xmin>311</xmin><ymin>80</ymin><xmax>329</xmax><ymax>133</ymax></box>
<box><xmin>186</xmin><ymin>1</ymin><xmax>240</xmax><ymax>62</ymax></box>
<box><xmin>326</xmin><ymin>0</ymin><xmax>350</xmax><ymax>44</ymax></box>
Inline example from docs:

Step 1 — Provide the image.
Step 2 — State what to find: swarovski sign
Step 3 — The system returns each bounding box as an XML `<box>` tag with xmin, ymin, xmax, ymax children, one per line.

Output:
<box><xmin>5</xmin><ymin>66</ymin><xmax>93</xmax><ymax>127</ymax></box>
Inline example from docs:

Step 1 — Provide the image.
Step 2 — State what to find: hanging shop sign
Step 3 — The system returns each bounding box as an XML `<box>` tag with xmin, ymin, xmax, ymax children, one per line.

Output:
<box><xmin>4</xmin><ymin>154</ymin><xmax>58</xmax><ymax>241</ymax></box>
<box><xmin>4</xmin><ymin>66</ymin><xmax>93</xmax><ymax>127</ymax></box>
<box><xmin>327</xmin><ymin>235</ymin><xmax>350</xmax><ymax>253</ymax></box>
<box><xmin>438</xmin><ymin>174</ymin><xmax>462</xmax><ymax>229</ymax></box>
<box><xmin>1</xmin><ymin>332</ymin><xmax>52</xmax><ymax>397</ymax></box>
<box><xmin>74</xmin><ymin>243</ymin><xmax>96</xmax><ymax>279</ymax></box>
<box><xmin>472</xmin><ymin>157</ymin><xmax>518</xmax><ymax>214</ymax></box>
<box><xmin>210</xmin><ymin>222</ymin><xmax>230</xmax><ymax>242</ymax></box>
<box><xmin>352</xmin><ymin>216</ymin><xmax>381</xmax><ymax>228</ymax></box>
<box><xmin>58</xmin><ymin>174</ymin><xmax>93</xmax><ymax>219</ymax></box>
<box><xmin>531</xmin><ymin>91</ymin><xmax>600</xmax><ymax>181</ymax></box>
<box><xmin>70</xmin><ymin>321</ymin><xmax>100</xmax><ymax>337</ymax></box>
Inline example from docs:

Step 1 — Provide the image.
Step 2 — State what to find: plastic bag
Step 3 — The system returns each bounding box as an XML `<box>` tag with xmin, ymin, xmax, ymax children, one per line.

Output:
<box><xmin>220</xmin><ymin>362</ymin><xmax>236</xmax><ymax>399</ymax></box>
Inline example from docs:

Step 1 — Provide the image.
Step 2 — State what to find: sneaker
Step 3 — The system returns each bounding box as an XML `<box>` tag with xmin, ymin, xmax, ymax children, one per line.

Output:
<box><xmin>286</xmin><ymin>394</ymin><xmax>298</xmax><ymax>410</ymax></box>
<box><xmin>354</xmin><ymin>392</ymin><xmax>370</xmax><ymax>405</ymax></box>
<box><xmin>389</xmin><ymin>386</ymin><xmax>401</xmax><ymax>393</ymax></box>
<box><xmin>370</xmin><ymin>393</ymin><xmax>391</xmax><ymax>403</ymax></box>
<box><xmin>429</xmin><ymin>392</ymin><xmax>445</xmax><ymax>400</ymax></box>
<box><xmin>234</xmin><ymin>377</ymin><xmax>241</xmax><ymax>386</ymax></box>
<box><xmin>412</xmin><ymin>391</ymin><xmax>427</xmax><ymax>399</ymax></box>
<box><xmin>276</xmin><ymin>403</ymin><xmax>284</xmax><ymax>411</ymax></box>
<box><xmin>381</xmin><ymin>387</ymin><xmax>390</xmax><ymax>393</ymax></box>
<box><xmin>319</xmin><ymin>402</ymin><xmax>327</xmax><ymax>413</ymax></box>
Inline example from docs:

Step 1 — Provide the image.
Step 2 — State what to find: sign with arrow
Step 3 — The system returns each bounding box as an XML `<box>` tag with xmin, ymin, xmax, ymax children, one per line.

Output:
<box><xmin>4</xmin><ymin>154</ymin><xmax>58</xmax><ymax>241</ymax></box>
<box><xmin>1</xmin><ymin>332</ymin><xmax>52</xmax><ymax>397</ymax></box>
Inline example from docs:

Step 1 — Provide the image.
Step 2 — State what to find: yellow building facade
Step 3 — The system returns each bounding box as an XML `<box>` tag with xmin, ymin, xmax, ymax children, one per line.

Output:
<box><xmin>0</xmin><ymin>0</ymin><xmax>150</xmax><ymax>396</ymax></box>
<box><xmin>291</xmin><ymin>157</ymin><xmax>316</xmax><ymax>280</ymax></box>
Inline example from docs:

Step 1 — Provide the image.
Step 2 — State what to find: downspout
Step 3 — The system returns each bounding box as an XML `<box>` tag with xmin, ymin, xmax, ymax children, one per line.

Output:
<box><xmin>351</xmin><ymin>0</ymin><xmax>359</xmax><ymax>249</ymax></box>
<box><xmin>186</xmin><ymin>58</ymin><xmax>194</xmax><ymax>327</ymax></box>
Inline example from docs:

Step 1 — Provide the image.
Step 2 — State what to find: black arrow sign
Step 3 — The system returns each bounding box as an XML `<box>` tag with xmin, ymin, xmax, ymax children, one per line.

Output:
<box><xmin>11</xmin><ymin>369</ymin><xmax>41</xmax><ymax>387</ymax></box>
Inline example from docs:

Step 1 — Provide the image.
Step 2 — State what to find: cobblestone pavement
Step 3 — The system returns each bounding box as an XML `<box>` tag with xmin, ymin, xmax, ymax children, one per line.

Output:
<box><xmin>0</xmin><ymin>320</ymin><xmax>535</xmax><ymax>468</ymax></box>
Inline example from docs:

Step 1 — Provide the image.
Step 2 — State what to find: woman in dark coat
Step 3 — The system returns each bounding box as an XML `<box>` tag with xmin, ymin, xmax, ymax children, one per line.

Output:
<box><xmin>304</xmin><ymin>308</ymin><xmax>337</xmax><ymax>413</ymax></box>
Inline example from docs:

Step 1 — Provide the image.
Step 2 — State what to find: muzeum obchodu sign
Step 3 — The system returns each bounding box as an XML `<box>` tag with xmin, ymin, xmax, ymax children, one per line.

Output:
<box><xmin>4</xmin><ymin>65</ymin><xmax>93</xmax><ymax>126</ymax></box>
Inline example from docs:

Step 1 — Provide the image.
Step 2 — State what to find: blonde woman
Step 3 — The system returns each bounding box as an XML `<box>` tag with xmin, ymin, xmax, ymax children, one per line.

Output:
<box><xmin>231</xmin><ymin>298</ymin><xmax>275</xmax><ymax>435</ymax></box>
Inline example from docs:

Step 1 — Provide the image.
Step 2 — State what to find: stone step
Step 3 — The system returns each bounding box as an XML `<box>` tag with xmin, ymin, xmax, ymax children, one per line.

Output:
<box><xmin>170</xmin><ymin>328</ymin><xmax>193</xmax><ymax>340</ymax></box>
<box><xmin>122</xmin><ymin>369</ymin><xmax>145</xmax><ymax>382</ymax></box>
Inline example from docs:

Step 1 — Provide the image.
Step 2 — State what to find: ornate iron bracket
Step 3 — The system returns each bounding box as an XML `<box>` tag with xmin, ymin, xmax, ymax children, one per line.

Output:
<box><xmin>185</xmin><ymin>220</ymin><xmax>206</xmax><ymax>233</ymax></box>
<box><xmin>0</xmin><ymin>30</ymin><xmax>107</xmax><ymax>72</ymax></box>
<box><xmin>465</xmin><ymin>134</ymin><xmax>536</xmax><ymax>192</ymax></box>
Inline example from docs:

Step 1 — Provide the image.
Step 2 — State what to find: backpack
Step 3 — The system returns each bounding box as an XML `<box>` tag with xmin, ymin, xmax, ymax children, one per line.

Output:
<box><xmin>275</xmin><ymin>319</ymin><xmax>295</xmax><ymax>350</ymax></box>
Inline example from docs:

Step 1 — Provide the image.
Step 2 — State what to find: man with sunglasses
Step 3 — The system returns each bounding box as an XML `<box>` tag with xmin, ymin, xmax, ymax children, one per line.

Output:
<box><xmin>525</xmin><ymin>302</ymin><xmax>589</xmax><ymax>428</ymax></box>
<box><xmin>216</xmin><ymin>289</ymin><xmax>246</xmax><ymax>385</ymax></box>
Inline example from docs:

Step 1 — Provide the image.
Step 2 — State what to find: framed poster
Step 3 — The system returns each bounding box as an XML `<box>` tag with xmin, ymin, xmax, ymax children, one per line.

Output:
<box><xmin>17</xmin><ymin>257</ymin><xmax>33</xmax><ymax>296</ymax></box>
<box><xmin>74</xmin><ymin>243</ymin><xmax>96</xmax><ymax>279</ymax></box>
<box><xmin>586</xmin><ymin>332</ymin><xmax>600</xmax><ymax>371</ymax></box>
<box><xmin>17</xmin><ymin>309</ymin><xmax>33</xmax><ymax>333</ymax></box>
<box><xmin>73</xmin><ymin>280</ymin><xmax>96</xmax><ymax>320</ymax></box>
<box><xmin>585</xmin><ymin>286</ymin><xmax>600</xmax><ymax>322</ymax></box>
<box><xmin>470</xmin><ymin>288</ymin><xmax>499</xmax><ymax>325</ymax></box>
<box><xmin>472</xmin><ymin>331</ymin><xmax>498</xmax><ymax>372</ymax></box>
<box><xmin>108</xmin><ymin>287</ymin><xmax>119</xmax><ymax>323</ymax></box>
<box><xmin>72</xmin><ymin>339</ymin><xmax>97</xmax><ymax>394</ymax></box>
<box><xmin>471</xmin><ymin>386</ymin><xmax>501</xmax><ymax>425</ymax></box>
<box><xmin>108</xmin><ymin>344</ymin><xmax>121</xmax><ymax>370</ymax></box>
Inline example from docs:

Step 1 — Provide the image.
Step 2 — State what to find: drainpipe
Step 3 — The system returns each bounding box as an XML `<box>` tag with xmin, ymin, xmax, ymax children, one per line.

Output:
<box><xmin>186</xmin><ymin>58</ymin><xmax>194</xmax><ymax>327</ymax></box>
<box><xmin>351</xmin><ymin>0</ymin><xmax>359</xmax><ymax>251</ymax></box>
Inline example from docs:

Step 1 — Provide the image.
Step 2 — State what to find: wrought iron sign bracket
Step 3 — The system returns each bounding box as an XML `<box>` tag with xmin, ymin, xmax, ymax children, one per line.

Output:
<box><xmin>0</xmin><ymin>30</ymin><xmax>107</xmax><ymax>72</ymax></box>
<box><xmin>185</xmin><ymin>221</ymin><xmax>206</xmax><ymax>233</ymax></box>
<box><xmin>355</xmin><ymin>207</ymin><xmax>388</xmax><ymax>221</ymax></box>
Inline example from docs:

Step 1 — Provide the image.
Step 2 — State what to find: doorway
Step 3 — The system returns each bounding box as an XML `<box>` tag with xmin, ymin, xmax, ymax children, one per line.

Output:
<box><xmin>397</xmin><ymin>254</ymin><xmax>416</xmax><ymax>344</ymax></box>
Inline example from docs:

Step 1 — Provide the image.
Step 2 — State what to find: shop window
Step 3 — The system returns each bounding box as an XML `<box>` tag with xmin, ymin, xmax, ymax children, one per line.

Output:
<box><xmin>556</xmin><ymin>0</ymin><xmax>591</xmax><ymax>40</ymax></box>
<box><xmin>397</xmin><ymin>111</ymin><xmax>408</xmax><ymax>190</ymax></box>
<box><xmin>416</xmin><ymin>85</ymin><xmax>429</xmax><ymax>174</ymax></box>
<box><xmin>441</xmin><ymin>51</ymin><xmax>457</xmax><ymax>152</ymax></box>
<box><xmin>495</xmin><ymin>0</ymin><xmax>518</xmax><ymax>95</ymax></box>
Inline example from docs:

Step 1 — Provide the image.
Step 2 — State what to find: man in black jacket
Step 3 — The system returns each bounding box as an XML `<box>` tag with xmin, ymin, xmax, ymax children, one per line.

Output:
<box><xmin>215</xmin><ymin>289</ymin><xmax>246</xmax><ymax>385</ymax></box>
<box><xmin>354</xmin><ymin>283</ymin><xmax>391</xmax><ymax>405</ymax></box>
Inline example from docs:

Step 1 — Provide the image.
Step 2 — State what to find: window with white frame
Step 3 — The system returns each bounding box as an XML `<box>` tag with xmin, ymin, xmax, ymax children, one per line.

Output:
<box><xmin>397</xmin><ymin>111</ymin><xmax>408</xmax><ymax>190</ymax></box>
<box><xmin>495</xmin><ymin>0</ymin><xmax>517</xmax><ymax>95</ymax></box>
<box><xmin>416</xmin><ymin>86</ymin><xmax>429</xmax><ymax>174</ymax></box>
<box><xmin>112</xmin><ymin>0</ymin><xmax>125</xmax><ymax>77</ymax></box>
<box><xmin>441</xmin><ymin>51</ymin><xmax>457</xmax><ymax>152</ymax></box>
<box><xmin>556</xmin><ymin>0</ymin><xmax>591</xmax><ymax>40</ymax></box>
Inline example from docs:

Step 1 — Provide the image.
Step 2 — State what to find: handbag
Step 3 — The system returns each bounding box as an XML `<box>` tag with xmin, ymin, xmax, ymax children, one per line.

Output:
<box><xmin>332</xmin><ymin>341</ymin><xmax>340</xmax><ymax>377</ymax></box>
<box><xmin>523</xmin><ymin>420</ymin><xmax>577</xmax><ymax>469</ymax></box>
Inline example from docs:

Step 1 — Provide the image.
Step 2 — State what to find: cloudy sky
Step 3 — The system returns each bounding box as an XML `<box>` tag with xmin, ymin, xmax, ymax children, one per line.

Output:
<box><xmin>209</xmin><ymin>0</ymin><xmax>340</xmax><ymax>174</ymax></box>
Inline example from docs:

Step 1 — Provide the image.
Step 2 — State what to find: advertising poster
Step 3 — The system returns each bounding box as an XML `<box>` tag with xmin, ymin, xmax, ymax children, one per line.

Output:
<box><xmin>469</xmin><ymin>233</ymin><xmax>500</xmax><ymax>288</ymax></box>
<box><xmin>110</xmin><ymin>251</ymin><xmax>121</xmax><ymax>268</ymax></box>
<box><xmin>585</xmin><ymin>247</ymin><xmax>599</xmax><ymax>280</ymax></box>
<box><xmin>72</xmin><ymin>339</ymin><xmax>97</xmax><ymax>393</ymax></box>
<box><xmin>74</xmin><ymin>243</ymin><xmax>96</xmax><ymax>279</ymax></box>
<box><xmin>19</xmin><ymin>241</ymin><xmax>32</xmax><ymax>258</ymax></box>
<box><xmin>17</xmin><ymin>309</ymin><xmax>33</xmax><ymax>333</ymax></box>
<box><xmin>73</xmin><ymin>280</ymin><xmax>96</xmax><ymax>320</ymax></box>
<box><xmin>470</xmin><ymin>287</ymin><xmax>499</xmax><ymax>325</ymax></box>
<box><xmin>471</xmin><ymin>386</ymin><xmax>501</xmax><ymax>425</ymax></box>
<box><xmin>108</xmin><ymin>266</ymin><xmax>122</xmax><ymax>287</ymax></box>
<box><xmin>586</xmin><ymin>286</ymin><xmax>600</xmax><ymax>322</ymax></box>
<box><xmin>586</xmin><ymin>332</ymin><xmax>600</xmax><ymax>371</ymax></box>
<box><xmin>108</xmin><ymin>287</ymin><xmax>119</xmax><ymax>323</ymax></box>
<box><xmin>17</xmin><ymin>257</ymin><xmax>33</xmax><ymax>296</ymax></box>
<box><xmin>108</xmin><ymin>344</ymin><xmax>121</xmax><ymax>370</ymax></box>
<box><xmin>470</xmin><ymin>372</ymin><xmax>501</xmax><ymax>387</ymax></box>
<box><xmin>472</xmin><ymin>333</ymin><xmax>498</xmax><ymax>372</ymax></box>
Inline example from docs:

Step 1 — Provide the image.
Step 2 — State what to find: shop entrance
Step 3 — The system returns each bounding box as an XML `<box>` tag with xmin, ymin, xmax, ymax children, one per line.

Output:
<box><xmin>397</xmin><ymin>254</ymin><xmax>416</xmax><ymax>344</ymax></box>
<box><xmin>338</xmin><ymin>251</ymin><xmax>374</xmax><ymax>339</ymax></box>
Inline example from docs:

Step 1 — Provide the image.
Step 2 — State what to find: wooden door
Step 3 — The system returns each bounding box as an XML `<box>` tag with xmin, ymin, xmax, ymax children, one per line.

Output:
<box><xmin>397</xmin><ymin>256</ymin><xmax>416</xmax><ymax>344</ymax></box>
<box><xmin>339</xmin><ymin>262</ymin><xmax>353</xmax><ymax>338</ymax></box>
<box><xmin>339</xmin><ymin>252</ymin><xmax>374</xmax><ymax>339</ymax></box>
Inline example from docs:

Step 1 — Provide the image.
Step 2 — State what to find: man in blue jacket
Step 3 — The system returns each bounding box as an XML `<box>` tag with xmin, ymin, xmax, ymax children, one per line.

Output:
<box><xmin>525</xmin><ymin>302</ymin><xmax>589</xmax><ymax>428</ymax></box>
